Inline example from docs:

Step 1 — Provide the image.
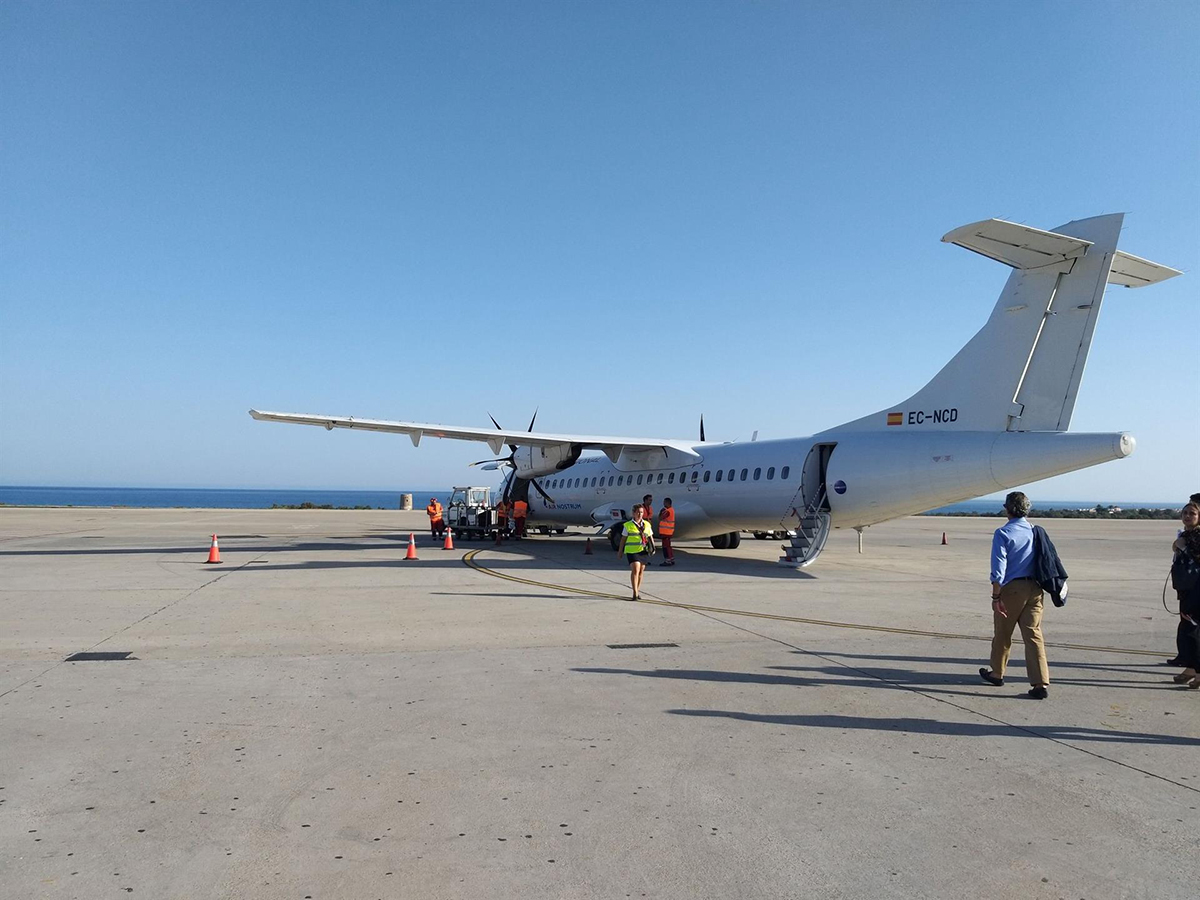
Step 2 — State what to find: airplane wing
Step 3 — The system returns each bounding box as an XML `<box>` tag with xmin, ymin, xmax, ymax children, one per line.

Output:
<box><xmin>248</xmin><ymin>409</ymin><xmax>702</xmax><ymax>462</ymax></box>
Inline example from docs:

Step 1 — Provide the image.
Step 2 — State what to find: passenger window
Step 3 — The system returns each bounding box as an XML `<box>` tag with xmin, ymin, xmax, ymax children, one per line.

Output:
<box><xmin>691</xmin><ymin>471</ymin><xmax>698</xmax><ymax>483</ymax></box>
<box><xmin>728</xmin><ymin>469</ymin><xmax>735</xmax><ymax>481</ymax></box>
<box><xmin>656</xmin><ymin>473</ymin><xmax>663</xmax><ymax>484</ymax></box>
<box><xmin>636</xmin><ymin>474</ymin><xmax>643</xmax><ymax>485</ymax></box>
<box><xmin>703</xmin><ymin>470</ymin><xmax>711</xmax><ymax>483</ymax></box>
<box><xmin>591</xmin><ymin>477</ymin><xmax>597</xmax><ymax>487</ymax></box>
<box><xmin>617</xmin><ymin>475</ymin><xmax>624</xmax><ymax>486</ymax></box>
<box><xmin>754</xmin><ymin>468</ymin><xmax>761</xmax><ymax>480</ymax></box>
<box><xmin>781</xmin><ymin>466</ymin><xmax>790</xmax><ymax>479</ymax></box>
<box><xmin>609</xmin><ymin>476</ymin><xmax>614</xmax><ymax>487</ymax></box>
<box><xmin>767</xmin><ymin>467</ymin><xmax>775</xmax><ymax>480</ymax></box>
<box><xmin>715</xmin><ymin>470</ymin><xmax>723</xmax><ymax>482</ymax></box>
<box><xmin>668</xmin><ymin>473</ymin><xmax>675</xmax><ymax>484</ymax></box>
<box><xmin>740</xmin><ymin>468</ymin><xmax>748</xmax><ymax>481</ymax></box>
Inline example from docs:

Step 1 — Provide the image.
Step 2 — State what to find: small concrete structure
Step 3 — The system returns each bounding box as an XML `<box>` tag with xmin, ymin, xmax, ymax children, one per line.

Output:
<box><xmin>0</xmin><ymin>508</ymin><xmax>1194</xmax><ymax>898</ymax></box>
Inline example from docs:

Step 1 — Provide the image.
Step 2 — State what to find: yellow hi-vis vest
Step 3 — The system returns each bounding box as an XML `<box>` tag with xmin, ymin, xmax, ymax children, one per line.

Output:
<box><xmin>622</xmin><ymin>519</ymin><xmax>652</xmax><ymax>553</ymax></box>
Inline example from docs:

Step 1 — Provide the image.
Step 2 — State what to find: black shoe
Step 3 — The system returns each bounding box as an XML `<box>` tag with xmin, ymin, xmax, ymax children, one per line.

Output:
<box><xmin>1028</xmin><ymin>686</ymin><xmax>1049</xmax><ymax>700</ymax></box>
<box><xmin>979</xmin><ymin>668</ymin><xmax>1003</xmax><ymax>686</ymax></box>
<box><xmin>1164</xmin><ymin>657</ymin><xmax>1182</xmax><ymax>666</ymax></box>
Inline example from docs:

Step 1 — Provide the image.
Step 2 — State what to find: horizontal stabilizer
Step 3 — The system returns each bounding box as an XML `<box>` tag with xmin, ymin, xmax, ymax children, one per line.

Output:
<box><xmin>943</xmin><ymin>217</ymin><xmax>1182</xmax><ymax>288</ymax></box>
<box><xmin>1108</xmin><ymin>251</ymin><xmax>1182</xmax><ymax>288</ymax></box>
<box><xmin>941</xmin><ymin>219</ymin><xmax>1091</xmax><ymax>270</ymax></box>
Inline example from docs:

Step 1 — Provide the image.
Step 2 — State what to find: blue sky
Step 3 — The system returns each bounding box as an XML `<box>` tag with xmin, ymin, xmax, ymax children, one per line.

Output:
<box><xmin>2</xmin><ymin>1</ymin><xmax>1197</xmax><ymax>499</ymax></box>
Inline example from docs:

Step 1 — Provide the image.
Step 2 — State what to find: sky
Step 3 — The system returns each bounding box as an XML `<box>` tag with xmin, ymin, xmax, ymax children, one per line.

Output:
<box><xmin>1</xmin><ymin>1</ymin><xmax>1197</xmax><ymax>500</ymax></box>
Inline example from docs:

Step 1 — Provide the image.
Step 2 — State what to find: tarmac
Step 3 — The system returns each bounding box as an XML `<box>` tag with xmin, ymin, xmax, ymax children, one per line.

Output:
<box><xmin>1</xmin><ymin>507</ymin><xmax>1197</xmax><ymax>899</ymax></box>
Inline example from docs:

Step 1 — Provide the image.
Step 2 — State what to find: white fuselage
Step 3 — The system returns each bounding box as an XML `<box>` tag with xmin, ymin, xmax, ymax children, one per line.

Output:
<box><xmin>525</xmin><ymin>430</ymin><xmax>1134</xmax><ymax>540</ymax></box>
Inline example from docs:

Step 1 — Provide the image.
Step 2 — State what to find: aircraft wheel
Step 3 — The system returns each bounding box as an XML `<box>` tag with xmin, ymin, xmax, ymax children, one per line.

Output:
<box><xmin>709</xmin><ymin>533</ymin><xmax>730</xmax><ymax>550</ymax></box>
<box><xmin>727</xmin><ymin>531</ymin><xmax>741</xmax><ymax>549</ymax></box>
<box><xmin>555</xmin><ymin>528</ymin><xmax>566</xmax><ymax>535</ymax></box>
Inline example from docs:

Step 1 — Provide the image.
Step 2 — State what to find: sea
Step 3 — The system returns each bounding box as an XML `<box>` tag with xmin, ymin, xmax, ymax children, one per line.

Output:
<box><xmin>0</xmin><ymin>486</ymin><xmax>449</xmax><ymax>510</ymax></box>
<box><xmin>0</xmin><ymin>485</ymin><xmax>1176</xmax><ymax>513</ymax></box>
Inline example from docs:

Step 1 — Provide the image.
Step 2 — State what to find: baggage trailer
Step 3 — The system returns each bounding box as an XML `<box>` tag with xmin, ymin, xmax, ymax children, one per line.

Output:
<box><xmin>445</xmin><ymin>486</ymin><xmax>497</xmax><ymax>541</ymax></box>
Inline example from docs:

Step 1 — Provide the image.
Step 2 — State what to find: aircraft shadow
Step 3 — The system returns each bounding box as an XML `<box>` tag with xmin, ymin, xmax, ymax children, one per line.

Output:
<box><xmin>0</xmin><ymin>535</ymin><xmax>815</xmax><ymax>579</ymax></box>
<box><xmin>572</xmin><ymin>661</ymin><xmax>1186</xmax><ymax>702</ymax></box>
<box><xmin>806</xmin><ymin>651</ymin><xmax>1174</xmax><ymax>676</ymax></box>
<box><xmin>572</xmin><ymin>665</ymin><xmax>991</xmax><ymax>699</ymax></box>
<box><xmin>766</xmin><ymin>664</ymin><xmax>1182</xmax><ymax>694</ymax></box>
<box><xmin>665</xmin><ymin>709</ymin><xmax>1200</xmax><ymax>747</ymax></box>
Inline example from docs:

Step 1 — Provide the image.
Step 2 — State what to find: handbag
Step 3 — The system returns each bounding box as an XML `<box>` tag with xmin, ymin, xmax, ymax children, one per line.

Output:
<box><xmin>1172</xmin><ymin>552</ymin><xmax>1200</xmax><ymax>593</ymax></box>
<box><xmin>636</xmin><ymin>521</ymin><xmax>656</xmax><ymax>556</ymax></box>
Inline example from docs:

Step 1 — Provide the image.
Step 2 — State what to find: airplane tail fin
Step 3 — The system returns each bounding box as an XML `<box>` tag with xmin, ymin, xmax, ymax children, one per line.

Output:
<box><xmin>829</xmin><ymin>214</ymin><xmax>1180</xmax><ymax>434</ymax></box>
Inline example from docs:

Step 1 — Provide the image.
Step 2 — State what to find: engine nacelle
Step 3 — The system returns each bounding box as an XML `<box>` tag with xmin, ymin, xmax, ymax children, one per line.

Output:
<box><xmin>513</xmin><ymin>443</ymin><xmax>582</xmax><ymax>479</ymax></box>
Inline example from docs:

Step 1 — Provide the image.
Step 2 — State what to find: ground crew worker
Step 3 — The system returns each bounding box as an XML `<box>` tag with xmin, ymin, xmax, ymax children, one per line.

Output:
<box><xmin>642</xmin><ymin>494</ymin><xmax>654</xmax><ymax>522</ymax></box>
<box><xmin>617</xmin><ymin>503</ymin><xmax>654</xmax><ymax>600</ymax></box>
<box><xmin>978</xmin><ymin>491</ymin><xmax>1050</xmax><ymax>699</ymax></box>
<box><xmin>512</xmin><ymin>498</ymin><xmax>528</xmax><ymax>538</ymax></box>
<box><xmin>657</xmin><ymin>497</ymin><xmax>676</xmax><ymax>566</ymax></box>
<box><xmin>495</xmin><ymin>499</ymin><xmax>509</xmax><ymax>540</ymax></box>
<box><xmin>426</xmin><ymin>497</ymin><xmax>445</xmax><ymax>539</ymax></box>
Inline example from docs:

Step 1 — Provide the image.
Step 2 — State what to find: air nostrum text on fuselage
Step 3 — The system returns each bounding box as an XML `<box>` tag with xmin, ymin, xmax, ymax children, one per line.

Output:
<box><xmin>249</xmin><ymin>213</ymin><xmax>1180</xmax><ymax>568</ymax></box>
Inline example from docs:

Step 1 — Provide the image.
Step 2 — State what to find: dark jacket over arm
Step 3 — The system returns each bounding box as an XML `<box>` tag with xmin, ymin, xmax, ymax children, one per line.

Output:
<box><xmin>1033</xmin><ymin>525</ymin><xmax>1069</xmax><ymax>607</ymax></box>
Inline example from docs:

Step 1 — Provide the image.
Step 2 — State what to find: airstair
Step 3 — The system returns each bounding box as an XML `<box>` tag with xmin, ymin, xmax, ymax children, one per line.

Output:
<box><xmin>778</xmin><ymin>486</ymin><xmax>832</xmax><ymax>568</ymax></box>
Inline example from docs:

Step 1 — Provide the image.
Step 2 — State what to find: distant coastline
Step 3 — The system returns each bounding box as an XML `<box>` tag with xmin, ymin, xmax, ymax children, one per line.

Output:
<box><xmin>921</xmin><ymin>502</ymin><xmax>1181</xmax><ymax>520</ymax></box>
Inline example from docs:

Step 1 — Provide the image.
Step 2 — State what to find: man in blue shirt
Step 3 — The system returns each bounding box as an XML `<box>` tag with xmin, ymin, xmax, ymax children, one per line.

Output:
<box><xmin>979</xmin><ymin>491</ymin><xmax>1050</xmax><ymax>698</ymax></box>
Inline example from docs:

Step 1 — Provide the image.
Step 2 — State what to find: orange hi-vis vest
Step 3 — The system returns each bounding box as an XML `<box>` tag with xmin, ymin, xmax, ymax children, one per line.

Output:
<box><xmin>426</xmin><ymin>501</ymin><xmax>443</xmax><ymax>521</ymax></box>
<box><xmin>658</xmin><ymin>507</ymin><xmax>675</xmax><ymax>536</ymax></box>
<box><xmin>513</xmin><ymin>500</ymin><xmax>528</xmax><ymax>517</ymax></box>
<box><xmin>643</xmin><ymin>504</ymin><xmax>654</xmax><ymax>521</ymax></box>
<box><xmin>496</xmin><ymin>501</ymin><xmax>508</xmax><ymax>519</ymax></box>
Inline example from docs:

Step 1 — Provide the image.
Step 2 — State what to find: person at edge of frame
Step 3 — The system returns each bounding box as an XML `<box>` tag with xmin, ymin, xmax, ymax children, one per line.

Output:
<box><xmin>1166</xmin><ymin>491</ymin><xmax>1200</xmax><ymax>667</ymax></box>
<box><xmin>1169</xmin><ymin>498</ymin><xmax>1200</xmax><ymax>690</ymax></box>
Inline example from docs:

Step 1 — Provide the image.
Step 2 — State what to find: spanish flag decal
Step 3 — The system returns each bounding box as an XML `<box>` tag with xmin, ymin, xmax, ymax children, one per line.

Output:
<box><xmin>886</xmin><ymin>412</ymin><xmax>903</xmax><ymax>426</ymax></box>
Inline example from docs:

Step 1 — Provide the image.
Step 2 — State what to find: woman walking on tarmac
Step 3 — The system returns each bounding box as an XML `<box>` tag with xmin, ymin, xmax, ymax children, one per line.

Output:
<box><xmin>1170</xmin><ymin>500</ymin><xmax>1200</xmax><ymax>690</ymax></box>
<box><xmin>617</xmin><ymin>504</ymin><xmax>654</xmax><ymax>601</ymax></box>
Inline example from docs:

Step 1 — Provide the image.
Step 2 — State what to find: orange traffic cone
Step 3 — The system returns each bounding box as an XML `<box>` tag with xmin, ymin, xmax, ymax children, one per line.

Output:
<box><xmin>941</xmin><ymin>532</ymin><xmax>948</xmax><ymax>545</ymax></box>
<box><xmin>584</xmin><ymin>538</ymin><xmax>593</xmax><ymax>555</ymax></box>
<box><xmin>405</xmin><ymin>533</ymin><xmax>418</xmax><ymax>560</ymax></box>
<box><xmin>443</xmin><ymin>528</ymin><xmax>455</xmax><ymax>551</ymax></box>
<box><xmin>205</xmin><ymin>534</ymin><xmax>222</xmax><ymax>564</ymax></box>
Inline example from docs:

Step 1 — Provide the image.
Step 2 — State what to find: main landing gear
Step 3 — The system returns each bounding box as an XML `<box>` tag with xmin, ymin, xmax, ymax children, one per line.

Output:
<box><xmin>708</xmin><ymin>532</ymin><xmax>741</xmax><ymax>550</ymax></box>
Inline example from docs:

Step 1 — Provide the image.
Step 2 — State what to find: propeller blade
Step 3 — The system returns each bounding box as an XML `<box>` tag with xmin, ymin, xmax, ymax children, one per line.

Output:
<box><xmin>528</xmin><ymin>478</ymin><xmax>555</xmax><ymax>505</ymax></box>
<box><xmin>527</xmin><ymin>407</ymin><xmax>539</xmax><ymax>432</ymax></box>
<box><xmin>700</xmin><ymin>415</ymin><xmax>706</xmax><ymax>442</ymax></box>
<box><xmin>469</xmin><ymin>457</ymin><xmax>513</xmax><ymax>467</ymax></box>
<box><xmin>488</xmin><ymin>412</ymin><xmax>518</xmax><ymax>452</ymax></box>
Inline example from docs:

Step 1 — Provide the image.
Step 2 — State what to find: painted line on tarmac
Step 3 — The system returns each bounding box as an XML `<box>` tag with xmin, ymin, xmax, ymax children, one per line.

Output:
<box><xmin>461</xmin><ymin>548</ymin><xmax>1166</xmax><ymax>659</ymax></box>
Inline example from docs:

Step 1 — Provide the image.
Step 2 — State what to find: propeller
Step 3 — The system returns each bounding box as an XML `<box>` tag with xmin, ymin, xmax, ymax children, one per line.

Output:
<box><xmin>476</xmin><ymin>409</ymin><xmax>554</xmax><ymax>505</ymax></box>
<box><xmin>700</xmin><ymin>415</ymin><xmax>706</xmax><ymax>442</ymax></box>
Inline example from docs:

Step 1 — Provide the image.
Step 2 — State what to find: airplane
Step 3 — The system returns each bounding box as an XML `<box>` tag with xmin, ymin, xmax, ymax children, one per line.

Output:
<box><xmin>251</xmin><ymin>213</ymin><xmax>1181</xmax><ymax>567</ymax></box>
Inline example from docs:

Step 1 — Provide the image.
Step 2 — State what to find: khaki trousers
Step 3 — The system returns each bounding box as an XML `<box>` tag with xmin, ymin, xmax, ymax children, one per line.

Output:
<box><xmin>990</xmin><ymin>579</ymin><xmax>1050</xmax><ymax>687</ymax></box>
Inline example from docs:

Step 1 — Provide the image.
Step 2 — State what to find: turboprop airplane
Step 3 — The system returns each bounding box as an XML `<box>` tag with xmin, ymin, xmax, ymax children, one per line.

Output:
<box><xmin>251</xmin><ymin>214</ymin><xmax>1181</xmax><ymax>567</ymax></box>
